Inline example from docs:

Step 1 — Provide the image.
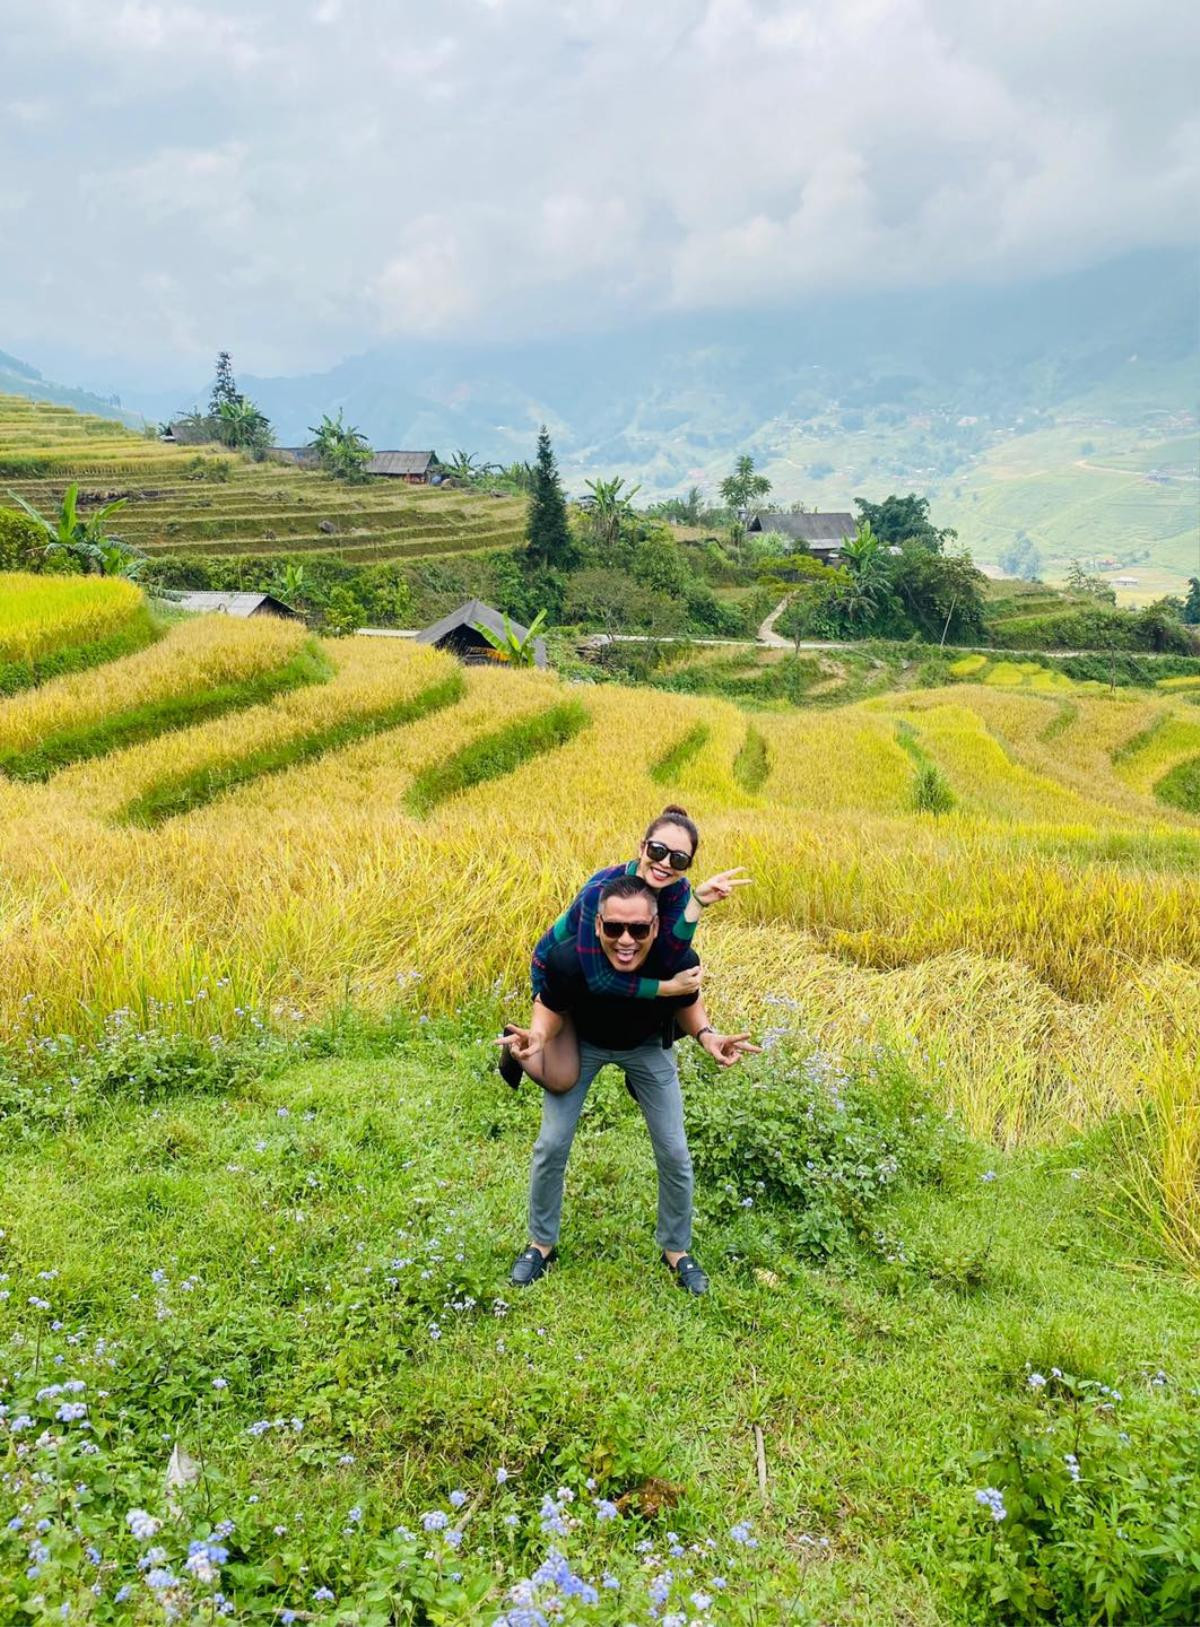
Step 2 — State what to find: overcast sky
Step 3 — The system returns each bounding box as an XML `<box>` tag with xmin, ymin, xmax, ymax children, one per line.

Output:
<box><xmin>3</xmin><ymin>0</ymin><xmax>1197</xmax><ymax>387</ymax></box>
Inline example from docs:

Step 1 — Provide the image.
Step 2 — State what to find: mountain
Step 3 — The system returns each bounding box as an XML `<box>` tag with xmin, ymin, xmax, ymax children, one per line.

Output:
<box><xmin>0</xmin><ymin>349</ymin><xmax>144</xmax><ymax>428</ymax></box>
<box><xmin>118</xmin><ymin>249</ymin><xmax>1196</xmax><ymax>493</ymax></box>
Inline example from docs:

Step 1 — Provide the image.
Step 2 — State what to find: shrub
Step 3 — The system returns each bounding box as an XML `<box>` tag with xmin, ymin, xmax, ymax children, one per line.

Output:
<box><xmin>954</xmin><ymin>1368</ymin><xmax>1200</xmax><ymax>1624</ymax></box>
<box><xmin>683</xmin><ymin>1043</ymin><xmax>952</xmax><ymax>1259</ymax></box>
<box><xmin>0</xmin><ymin>508</ymin><xmax>46</xmax><ymax>571</ymax></box>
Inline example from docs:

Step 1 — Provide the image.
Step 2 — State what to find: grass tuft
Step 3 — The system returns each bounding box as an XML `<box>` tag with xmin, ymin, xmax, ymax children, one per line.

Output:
<box><xmin>650</xmin><ymin>722</ymin><xmax>709</xmax><ymax>784</ymax></box>
<box><xmin>404</xmin><ymin>698</ymin><xmax>590</xmax><ymax>816</ymax></box>
<box><xmin>732</xmin><ymin>724</ymin><xmax>770</xmax><ymax>793</ymax></box>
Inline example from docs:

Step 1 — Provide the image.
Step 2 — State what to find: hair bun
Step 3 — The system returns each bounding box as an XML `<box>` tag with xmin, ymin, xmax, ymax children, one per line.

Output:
<box><xmin>660</xmin><ymin>803</ymin><xmax>691</xmax><ymax>819</ymax></box>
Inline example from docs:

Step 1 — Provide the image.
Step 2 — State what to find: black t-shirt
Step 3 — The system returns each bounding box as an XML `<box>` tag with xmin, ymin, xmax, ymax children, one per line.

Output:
<box><xmin>539</xmin><ymin>941</ymin><xmax>700</xmax><ymax>1051</ymax></box>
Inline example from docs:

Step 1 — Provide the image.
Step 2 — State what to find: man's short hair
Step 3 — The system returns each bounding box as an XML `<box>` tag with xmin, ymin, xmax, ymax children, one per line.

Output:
<box><xmin>598</xmin><ymin>875</ymin><xmax>659</xmax><ymax>913</ymax></box>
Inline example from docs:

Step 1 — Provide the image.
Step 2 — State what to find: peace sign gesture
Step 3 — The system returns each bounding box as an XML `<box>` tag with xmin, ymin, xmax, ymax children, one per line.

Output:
<box><xmin>694</xmin><ymin>867</ymin><xmax>753</xmax><ymax>907</ymax></box>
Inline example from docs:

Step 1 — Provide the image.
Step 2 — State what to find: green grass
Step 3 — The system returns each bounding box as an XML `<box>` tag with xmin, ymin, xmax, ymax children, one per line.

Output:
<box><xmin>0</xmin><ymin>637</ymin><xmax>330</xmax><ymax>780</ymax></box>
<box><xmin>1155</xmin><ymin>754</ymin><xmax>1200</xmax><ymax>814</ymax></box>
<box><xmin>404</xmin><ymin>699</ymin><xmax>590</xmax><ymax>816</ymax></box>
<box><xmin>119</xmin><ymin>669</ymin><xmax>465</xmax><ymax>825</ymax></box>
<box><xmin>649</xmin><ymin>722</ymin><xmax>710</xmax><ymax>784</ymax></box>
<box><xmin>0</xmin><ymin>1016</ymin><xmax>1194</xmax><ymax>1623</ymax></box>
<box><xmin>0</xmin><ymin>602</ymin><xmax>160</xmax><ymax>696</ymax></box>
<box><xmin>732</xmin><ymin>725</ymin><xmax>770</xmax><ymax>793</ymax></box>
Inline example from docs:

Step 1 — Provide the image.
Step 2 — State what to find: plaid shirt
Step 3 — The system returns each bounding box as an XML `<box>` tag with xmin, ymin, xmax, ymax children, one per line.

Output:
<box><xmin>531</xmin><ymin>860</ymin><xmax>697</xmax><ymax>1000</ymax></box>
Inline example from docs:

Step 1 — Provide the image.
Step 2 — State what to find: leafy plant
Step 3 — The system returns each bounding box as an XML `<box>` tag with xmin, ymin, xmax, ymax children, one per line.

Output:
<box><xmin>474</xmin><ymin>608</ymin><xmax>547</xmax><ymax>666</ymax></box>
<box><xmin>719</xmin><ymin>454</ymin><xmax>771</xmax><ymax>512</ymax></box>
<box><xmin>954</xmin><ymin>1369</ymin><xmax>1200</xmax><ymax>1624</ymax></box>
<box><xmin>308</xmin><ymin>410</ymin><xmax>372</xmax><ymax>484</ymax></box>
<box><xmin>8</xmin><ymin>483</ymin><xmax>145</xmax><ymax>578</ymax></box>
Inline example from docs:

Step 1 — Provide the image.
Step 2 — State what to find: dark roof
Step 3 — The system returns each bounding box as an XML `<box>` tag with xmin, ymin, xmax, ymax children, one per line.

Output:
<box><xmin>273</xmin><ymin>448</ymin><xmax>439</xmax><ymax>476</ymax></box>
<box><xmin>365</xmin><ymin>450</ymin><xmax>439</xmax><ymax>476</ymax></box>
<box><xmin>747</xmin><ymin>511</ymin><xmax>856</xmax><ymax>544</ymax></box>
<box><xmin>415</xmin><ymin>598</ymin><xmax>547</xmax><ymax>667</ymax></box>
<box><xmin>171</xmin><ymin>591</ymin><xmax>302</xmax><ymax>620</ymax></box>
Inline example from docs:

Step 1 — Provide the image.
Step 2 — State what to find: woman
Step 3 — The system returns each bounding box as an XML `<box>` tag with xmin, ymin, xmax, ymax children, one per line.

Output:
<box><xmin>500</xmin><ymin>804</ymin><xmax>750</xmax><ymax>1092</ymax></box>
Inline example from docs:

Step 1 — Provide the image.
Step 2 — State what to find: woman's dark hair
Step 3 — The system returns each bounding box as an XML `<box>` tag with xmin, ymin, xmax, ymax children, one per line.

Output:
<box><xmin>644</xmin><ymin>803</ymin><xmax>700</xmax><ymax>857</ymax></box>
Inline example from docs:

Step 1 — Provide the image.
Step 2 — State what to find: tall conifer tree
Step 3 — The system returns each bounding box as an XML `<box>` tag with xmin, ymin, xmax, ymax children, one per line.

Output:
<box><xmin>525</xmin><ymin>425</ymin><xmax>574</xmax><ymax>571</ymax></box>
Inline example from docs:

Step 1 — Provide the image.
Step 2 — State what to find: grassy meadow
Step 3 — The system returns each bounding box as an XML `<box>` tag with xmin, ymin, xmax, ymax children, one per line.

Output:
<box><xmin>2</xmin><ymin>575</ymin><xmax>1200</xmax><ymax>1624</ymax></box>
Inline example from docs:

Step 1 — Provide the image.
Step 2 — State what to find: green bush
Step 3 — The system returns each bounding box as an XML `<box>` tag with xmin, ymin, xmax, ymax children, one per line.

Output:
<box><xmin>0</xmin><ymin>507</ymin><xmax>46</xmax><ymax>571</ymax></box>
<box><xmin>954</xmin><ymin>1368</ymin><xmax>1200</xmax><ymax>1624</ymax></box>
<box><xmin>683</xmin><ymin>1043</ymin><xmax>952</xmax><ymax>1259</ymax></box>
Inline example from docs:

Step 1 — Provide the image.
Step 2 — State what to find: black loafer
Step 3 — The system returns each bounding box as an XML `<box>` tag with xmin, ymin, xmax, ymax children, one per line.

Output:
<box><xmin>499</xmin><ymin>1027</ymin><xmax>523</xmax><ymax>1090</ymax></box>
<box><xmin>663</xmin><ymin>1251</ymin><xmax>708</xmax><ymax>1296</ymax></box>
<box><xmin>511</xmin><ymin>1245</ymin><xmax>555</xmax><ymax>1286</ymax></box>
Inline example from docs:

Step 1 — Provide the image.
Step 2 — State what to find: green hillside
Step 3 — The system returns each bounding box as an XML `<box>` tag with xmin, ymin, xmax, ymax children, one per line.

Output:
<box><xmin>0</xmin><ymin>394</ymin><xmax>526</xmax><ymax>567</ymax></box>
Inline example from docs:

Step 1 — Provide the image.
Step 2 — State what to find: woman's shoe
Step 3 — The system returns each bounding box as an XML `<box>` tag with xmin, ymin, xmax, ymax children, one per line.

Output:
<box><xmin>498</xmin><ymin>1026</ymin><xmax>523</xmax><ymax>1090</ymax></box>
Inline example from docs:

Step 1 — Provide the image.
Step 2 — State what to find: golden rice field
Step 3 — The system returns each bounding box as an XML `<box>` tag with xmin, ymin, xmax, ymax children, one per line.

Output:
<box><xmin>0</xmin><ymin>571</ymin><xmax>145</xmax><ymax>667</ymax></box>
<box><xmin>3</xmin><ymin>574</ymin><xmax>1200</xmax><ymax>1256</ymax></box>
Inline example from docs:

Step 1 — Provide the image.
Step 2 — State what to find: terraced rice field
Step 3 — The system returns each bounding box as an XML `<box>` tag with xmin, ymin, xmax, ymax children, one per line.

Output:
<box><xmin>3</xmin><ymin>573</ymin><xmax>1199</xmax><ymax>1153</ymax></box>
<box><xmin>0</xmin><ymin>393</ymin><xmax>527</xmax><ymax>564</ymax></box>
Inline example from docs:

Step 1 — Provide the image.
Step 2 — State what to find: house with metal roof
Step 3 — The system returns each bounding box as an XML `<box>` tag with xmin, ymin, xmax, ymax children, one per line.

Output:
<box><xmin>275</xmin><ymin>448</ymin><xmax>441</xmax><ymax>483</ymax></box>
<box><xmin>415</xmin><ymin>599</ymin><xmax>547</xmax><ymax>667</ymax></box>
<box><xmin>746</xmin><ymin>511</ymin><xmax>856</xmax><ymax>562</ymax></box>
<box><xmin>169</xmin><ymin>591</ymin><xmax>303</xmax><ymax>620</ymax></box>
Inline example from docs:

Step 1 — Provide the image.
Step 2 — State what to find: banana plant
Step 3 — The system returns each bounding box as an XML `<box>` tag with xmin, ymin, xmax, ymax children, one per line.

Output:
<box><xmin>473</xmin><ymin>608</ymin><xmax>547</xmax><ymax>666</ymax></box>
<box><xmin>9</xmin><ymin>482</ymin><xmax>144</xmax><ymax>577</ymax></box>
<box><xmin>583</xmin><ymin>476</ymin><xmax>641</xmax><ymax>548</ymax></box>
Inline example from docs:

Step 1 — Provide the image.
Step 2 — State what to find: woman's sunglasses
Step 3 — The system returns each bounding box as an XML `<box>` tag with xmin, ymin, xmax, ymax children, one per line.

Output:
<box><xmin>644</xmin><ymin>838</ymin><xmax>693</xmax><ymax>872</ymax></box>
<box><xmin>599</xmin><ymin>917</ymin><xmax>654</xmax><ymax>941</ymax></box>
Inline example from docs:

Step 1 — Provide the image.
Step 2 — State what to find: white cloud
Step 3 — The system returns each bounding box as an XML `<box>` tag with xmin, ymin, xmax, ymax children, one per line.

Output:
<box><xmin>2</xmin><ymin>0</ymin><xmax>1196</xmax><ymax>381</ymax></box>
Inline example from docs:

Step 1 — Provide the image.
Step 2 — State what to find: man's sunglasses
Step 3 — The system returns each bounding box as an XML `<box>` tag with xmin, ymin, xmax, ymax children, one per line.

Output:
<box><xmin>599</xmin><ymin>917</ymin><xmax>655</xmax><ymax>942</ymax></box>
<box><xmin>644</xmin><ymin>838</ymin><xmax>693</xmax><ymax>872</ymax></box>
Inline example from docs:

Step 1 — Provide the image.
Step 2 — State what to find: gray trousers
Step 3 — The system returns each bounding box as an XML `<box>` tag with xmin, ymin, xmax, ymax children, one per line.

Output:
<box><xmin>528</xmin><ymin>1039</ymin><xmax>693</xmax><ymax>1253</ymax></box>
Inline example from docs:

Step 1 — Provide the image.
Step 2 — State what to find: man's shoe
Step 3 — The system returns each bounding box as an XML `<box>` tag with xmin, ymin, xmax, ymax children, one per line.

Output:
<box><xmin>511</xmin><ymin>1245</ymin><xmax>555</xmax><ymax>1286</ymax></box>
<box><xmin>498</xmin><ymin>1026</ymin><xmax>523</xmax><ymax>1090</ymax></box>
<box><xmin>662</xmin><ymin>1251</ymin><xmax>708</xmax><ymax>1296</ymax></box>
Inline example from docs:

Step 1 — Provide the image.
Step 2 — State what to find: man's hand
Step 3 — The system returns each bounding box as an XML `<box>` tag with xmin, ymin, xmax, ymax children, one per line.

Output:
<box><xmin>659</xmin><ymin>965</ymin><xmax>702</xmax><ymax>998</ymax></box>
<box><xmin>699</xmin><ymin>1030</ymin><xmax>762</xmax><ymax>1068</ymax></box>
<box><xmin>495</xmin><ymin>1026</ymin><xmax>544</xmax><ymax>1066</ymax></box>
<box><xmin>694</xmin><ymin>867</ymin><xmax>753</xmax><ymax>908</ymax></box>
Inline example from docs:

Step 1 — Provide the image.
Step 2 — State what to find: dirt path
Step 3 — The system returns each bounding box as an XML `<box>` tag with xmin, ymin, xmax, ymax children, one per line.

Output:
<box><xmin>758</xmin><ymin>598</ymin><xmax>792</xmax><ymax>648</ymax></box>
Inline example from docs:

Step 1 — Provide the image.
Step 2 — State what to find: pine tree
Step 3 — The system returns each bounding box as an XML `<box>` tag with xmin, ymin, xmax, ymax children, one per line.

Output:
<box><xmin>525</xmin><ymin>425</ymin><xmax>574</xmax><ymax>571</ymax></box>
<box><xmin>1184</xmin><ymin>576</ymin><xmax>1200</xmax><ymax>626</ymax></box>
<box><xmin>208</xmin><ymin>351</ymin><xmax>240</xmax><ymax>416</ymax></box>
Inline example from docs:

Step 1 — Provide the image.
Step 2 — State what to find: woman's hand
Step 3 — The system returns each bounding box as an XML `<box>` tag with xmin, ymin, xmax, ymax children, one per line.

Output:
<box><xmin>658</xmin><ymin>965</ymin><xmax>703</xmax><ymax>998</ymax></box>
<box><xmin>694</xmin><ymin>867</ymin><xmax>753</xmax><ymax>908</ymax></box>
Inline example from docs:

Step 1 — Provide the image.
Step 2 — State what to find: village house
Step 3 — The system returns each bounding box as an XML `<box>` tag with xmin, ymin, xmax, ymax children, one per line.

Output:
<box><xmin>169</xmin><ymin>590</ymin><xmax>303</xmax><ymax>620</ymax></box>
<box><xmin>275</xmin><ymin>448</ymin><xmax>442</xmax><ymax>483</ymax></box>
<box><xmin>415</xmin><ymin>599</ymin><xmax>547</xmax><ymax>668</ymax></box>
<box><xmin>746</xmin><ymin>511</ymin><xmax>856</xmax><ymax>564</ymax></box>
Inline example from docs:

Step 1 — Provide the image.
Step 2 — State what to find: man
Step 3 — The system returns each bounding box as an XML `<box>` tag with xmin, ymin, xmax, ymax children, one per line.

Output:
<box><xmin>501</xmin><ymin>874</ymin><xmax>759</xmax><ymax>1297</ymax></box>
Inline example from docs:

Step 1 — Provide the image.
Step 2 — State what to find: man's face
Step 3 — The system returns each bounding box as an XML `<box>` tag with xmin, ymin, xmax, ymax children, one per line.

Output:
<box><xmin>596</xmin><ymin>895</ymin><xmax>659</xmax><ymax>973</ymax></box>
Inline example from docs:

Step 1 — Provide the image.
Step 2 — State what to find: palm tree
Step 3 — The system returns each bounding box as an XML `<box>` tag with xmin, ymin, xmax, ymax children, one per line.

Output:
<box><xmin>719</xmin><ymin>455</ymin><xmax>771</xmax><ymax>513</ymax></box>
<box><xmin>473</xmin><ymin>609</ymin><xmax>547</xmax><ymax>666</ymax></box>
<box><xmin>9</xmin><ymin>482</ymin><xmax>145</xmax><ymax>578</ymax></box>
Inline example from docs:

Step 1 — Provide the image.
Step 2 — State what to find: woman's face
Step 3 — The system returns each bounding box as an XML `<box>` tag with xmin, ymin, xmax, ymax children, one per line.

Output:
<box><xmin>636</xmin><ymin>821</ymin><xmax>696</xmax><ymax>889</ymax></box>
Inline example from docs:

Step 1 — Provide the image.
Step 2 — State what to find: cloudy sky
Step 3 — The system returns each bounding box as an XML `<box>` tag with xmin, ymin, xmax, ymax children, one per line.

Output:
<box><xmin>3</xmin><ymin>0</ymin><xmax>1197</xmax><ymax>387</ymax></box>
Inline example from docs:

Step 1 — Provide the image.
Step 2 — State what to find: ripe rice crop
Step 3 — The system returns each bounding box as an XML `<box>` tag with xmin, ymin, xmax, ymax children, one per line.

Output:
<box><xmin>0</xmin><ymin>612</ymin><xmax>309</xmax><ymax>770</ymax></box>
<box><xmin>1</xmin><ymin>597</ymin><xmax>1199</xmax><ymax>1256</ymax></box>
<box><xmin>0</xmin><ymin>571</ymin><xmax>148</xmax><ymax>669</ymax></box>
